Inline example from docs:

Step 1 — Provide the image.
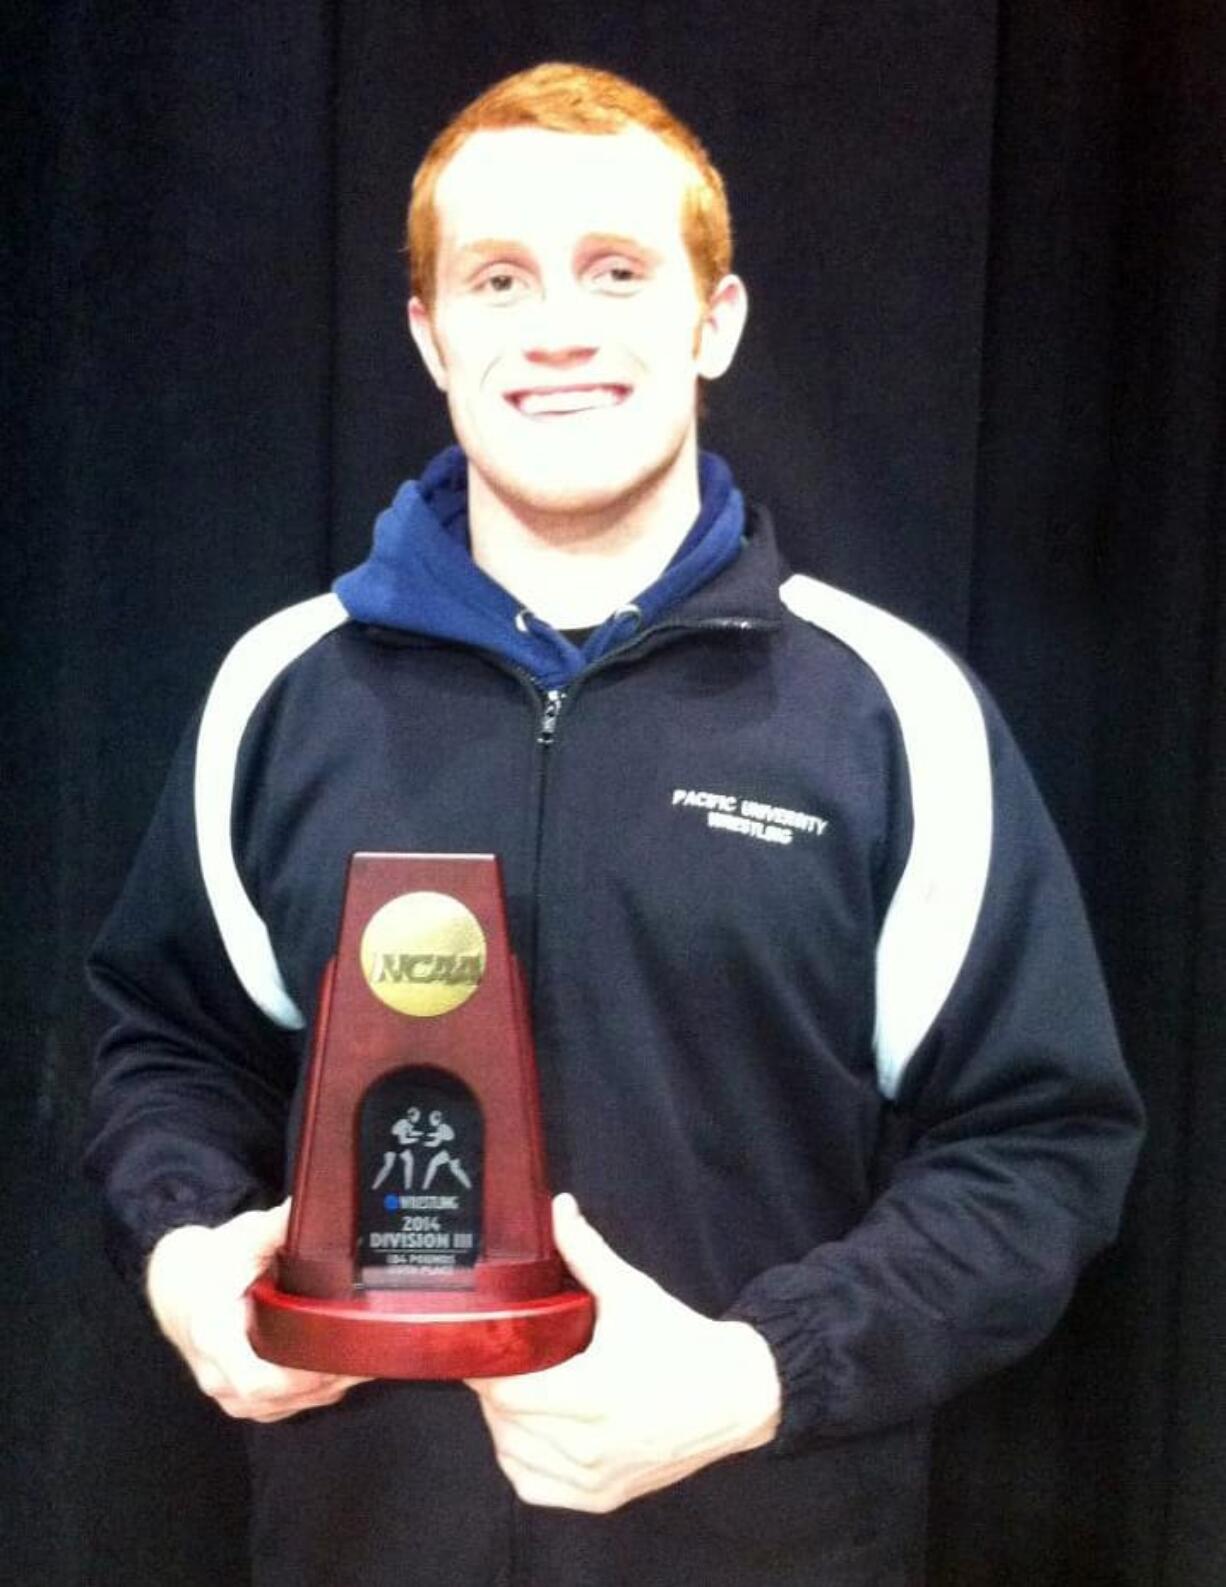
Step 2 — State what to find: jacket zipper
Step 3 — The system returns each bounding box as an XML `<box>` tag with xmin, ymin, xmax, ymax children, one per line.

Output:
<box><xmin>537</xmin><ymin>687</ymin><xmax>565</xmax><ymax>745</ymax></box>
<box><xmin>507</xmin><ymin>614</ymin><xmax>773</xmax><ymax>992</ymax></box>
<box><xmin>532</xmin><ymin>615</ymin><xmax>770</xmax><ymax>748</ymax></box>
<box><xmin>508</xmin><ymin>616</ymin><xmax>771</xmax><ymax>1583</ymax></box>
<box><xmin>515</xmin><ymin>679</ymin><xmax>560</xmax><ymax>1587</ymax></box>
<box><xmin>505</xmin><ymin>614</ymin><xmax>772</xmax><ymax>1584</ymax></box>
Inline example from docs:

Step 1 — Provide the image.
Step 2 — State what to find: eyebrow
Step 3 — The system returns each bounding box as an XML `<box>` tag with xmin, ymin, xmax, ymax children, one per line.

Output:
<box><xmin>451</xmin><ymin>233</ymin><xmax>663</xmax><ymax>268</ymax></box>
<box><xmin>577</xmin><ymin>233</ymin><xmax>663</xmax><ymax>264</ymax></box>
<box><xmin>452</xmin><ymin>237</ymin><xmax>529</xmax><ymax>265</ymax></box>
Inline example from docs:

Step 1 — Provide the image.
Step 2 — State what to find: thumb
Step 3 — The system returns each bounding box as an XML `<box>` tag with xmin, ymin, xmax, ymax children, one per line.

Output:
<box><xmin>232</xmin><ymin>1197</ymin><xmax>291</xmax><ymax>1270</ymax></box>
<box><xmin>551</xmin><ymin>1193</ymin><xmax>640</xmax><ymax>1301</ymax></box>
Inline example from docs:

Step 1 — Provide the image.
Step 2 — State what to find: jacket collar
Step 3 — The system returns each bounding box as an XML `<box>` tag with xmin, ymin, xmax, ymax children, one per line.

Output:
<box><xmin>334</xmin><ymin>445</ymin><xmax>782</xmax><ymax>687</ymax></box>
<box><xmin>656</xmin><ymin>501</ymin><xmax>784</xmax><ymax>633</ymax></box>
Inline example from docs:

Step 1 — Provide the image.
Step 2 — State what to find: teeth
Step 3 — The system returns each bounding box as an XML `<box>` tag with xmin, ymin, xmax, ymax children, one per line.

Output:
<box><xmin>514</xmin><ymin>387</ymin><xmax>624</xmax><ymax>416</ymax></box>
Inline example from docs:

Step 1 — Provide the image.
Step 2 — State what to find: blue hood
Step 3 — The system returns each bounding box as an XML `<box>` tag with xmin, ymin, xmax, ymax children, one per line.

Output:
<box><xmin>333</xmin><ymin>445</ymin><xmax>745</xmax><ymax>689</ymax></box>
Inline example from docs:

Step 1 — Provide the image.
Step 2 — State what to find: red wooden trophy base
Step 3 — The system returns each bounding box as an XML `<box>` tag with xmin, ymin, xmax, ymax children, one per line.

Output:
<box><xmin>248</xmin><ymin>853</ymin><xmax>594</xmax><ymax>1380</ymax></box>
<box><xmin>249</xmin><ymin>1277</ymin><xmax>594</xmax><ymax>1379</ymax></box>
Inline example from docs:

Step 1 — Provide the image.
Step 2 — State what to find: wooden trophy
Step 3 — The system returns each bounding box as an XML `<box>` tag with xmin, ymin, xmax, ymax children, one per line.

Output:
<box><xmin>248</xmin><ymin>853</ymin><xmax>594</xmax><ymax>1378</ymax></box>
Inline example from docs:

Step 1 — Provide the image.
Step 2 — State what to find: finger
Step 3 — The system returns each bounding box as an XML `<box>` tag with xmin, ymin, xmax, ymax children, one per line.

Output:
<box><xmin>495</xmin><ymin>1450</ymin><xmax>624</xmax><ymax>1514</ymax></box>
<box><xmin>466</xmin><ymin>1357</ymin><xmax>598</xmax><ymax>1421</ymax></box>
<box><xmin>193</xmin><ymin>1351</ymin><xmax>303</xmax><ymax>1405</ymax></box>
<box><xmin>226</xmin><ymin>1336</ymin><xmax>367</xmax><ymax>1401</ymax></box>
<box><xmin>189</xmin><ymin>1300</ymin><xmax>265</xmax><ymax>1380</ymax></box>
<box><xmin>210</xmin><ymin>1369</ymin><xmax>360</xmax><ymax>1421</ymax></box>
<box><xmin>191</xmin><ymin>1305</ymin><xmax>320</xmax><ymax>1403</ymax></box>
<box><xmin>194</xmin><ymin>1287</ymin><xmax>370</xmax><ymax>1409</ymax></box>
<box><xmin>227</xmin><ymin>1199</ymin><xmax>292</xmax><ymax>1273</ymax></box>
<box><xmin>216</xmin><ymin>1383</ymin><xmax>352</xmax><ymax>1423</ymax></box>
<box><xmin>482</xmin><ymin>1405</ymin><xmax>607</xmax><ymax>1480</ymax></box>
<box><xmin>550</xmin><ymin>1195</ymin><xmax>641</xmax><ymax>1301</ymax></box>
<box><xmin>474</xmin><ymin>1383</ymin><xmax>603</xmax><ymax>1467</ymax></box>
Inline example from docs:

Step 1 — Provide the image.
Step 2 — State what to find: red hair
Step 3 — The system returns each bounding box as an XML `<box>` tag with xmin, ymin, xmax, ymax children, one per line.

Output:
<box><xmin>407</xmin><ymin>63</ymin><xmax>733</xmax><ymax>309</ymax></box>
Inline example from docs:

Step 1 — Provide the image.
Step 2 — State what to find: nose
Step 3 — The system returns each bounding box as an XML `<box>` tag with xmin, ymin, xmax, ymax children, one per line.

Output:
<box><xmin>524</xmin><ymin>340</ymin><xmax>597</xmax><ymax>369</ymax></box>
<box><xmin>519</xmin><ymin>280</ymin><xmax>600</xmax><ymax>367</ymax></box>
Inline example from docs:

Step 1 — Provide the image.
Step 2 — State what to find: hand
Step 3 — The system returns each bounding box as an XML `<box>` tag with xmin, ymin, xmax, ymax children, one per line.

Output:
<box><xmin>146</xmin><ymin>1199</ymin><xmax>368</xmax><ymax>1423</ymax></box>
<box><xmin>467</xmin><ymin>1194</ymin><xmax>781</xmax><ymax>1513</ymax></box>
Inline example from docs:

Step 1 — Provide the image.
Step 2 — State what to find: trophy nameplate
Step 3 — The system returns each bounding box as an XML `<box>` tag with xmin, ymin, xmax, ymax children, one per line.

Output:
<box><xmin>248</xmin><ymin>853</ymin><xmax>594</xmax><ymax>1378</ymax></box>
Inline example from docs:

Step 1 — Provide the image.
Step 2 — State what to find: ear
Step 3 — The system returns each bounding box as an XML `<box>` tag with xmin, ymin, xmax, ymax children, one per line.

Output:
<box><xmin>407</xmin><ymin>297</ymin><xmax>448</xmax><ymax>392</ymax></box>
<box><xmin>695</xmin><ymin>274</ymin><xmax>749</xmax><ymax>381</ymax></box>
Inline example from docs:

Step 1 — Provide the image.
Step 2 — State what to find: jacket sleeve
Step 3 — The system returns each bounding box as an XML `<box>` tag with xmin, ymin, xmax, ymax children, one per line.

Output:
<box><xmin>727</xmin><ymin>690</ymin><xmax>1145</xmax><ymax>1452</ymax></box>
<box><xmin>84</xmin><ymin>710</ymin><xmax>300</xmax><ymax>1285</ymax></box>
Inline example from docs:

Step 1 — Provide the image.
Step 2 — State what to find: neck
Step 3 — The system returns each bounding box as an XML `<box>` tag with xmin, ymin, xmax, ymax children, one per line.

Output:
<box><xmin>467</xmin><ymin>437</ymin><xmax>702</xmax><ymax>628</ymax></box>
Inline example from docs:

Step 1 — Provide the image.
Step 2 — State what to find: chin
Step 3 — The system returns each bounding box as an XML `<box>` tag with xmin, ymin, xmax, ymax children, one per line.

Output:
<box><xmin>471</xmin><ymin>431</ymin><xmax>692</xmax><ymax>524</ymax></box>
<box><xmin>511</xmin><ymin>468</ymin><xmax>670</xmax><ymax>523</ymax></box>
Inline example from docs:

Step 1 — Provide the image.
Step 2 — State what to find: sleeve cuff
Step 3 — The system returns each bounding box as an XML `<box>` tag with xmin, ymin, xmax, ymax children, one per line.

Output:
<box><xmin>101</xmin><ymin>1183</ymin><xmax>272</xmax><ymax>1290</ymax></box>
<box><xmin>724</xmin><ymin>1285</ymin><xmax>833</xmax><ymax>1455</ymax></box>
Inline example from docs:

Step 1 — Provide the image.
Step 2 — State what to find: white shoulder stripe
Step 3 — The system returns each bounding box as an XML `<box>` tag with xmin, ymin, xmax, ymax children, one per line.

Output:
<box><xmin>194</xmin><ymin>592</ymin><xmax>349</xmax><ymax>1030</ymax></box>
<box><xmin>780</xmin><ymin>574</ymin><xmax>993</xmax><ymax>1097</ymax></box>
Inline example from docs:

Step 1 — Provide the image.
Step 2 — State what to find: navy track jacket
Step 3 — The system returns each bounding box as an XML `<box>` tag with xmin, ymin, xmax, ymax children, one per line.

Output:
<box><xmin>86</xmin><ymin>460</ymin><xmax>1144</xmax><ymax>1587</ymax></box>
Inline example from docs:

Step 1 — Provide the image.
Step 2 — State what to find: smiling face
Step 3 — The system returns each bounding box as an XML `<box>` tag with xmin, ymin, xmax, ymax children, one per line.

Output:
<box><xmin>408</xmin><ymin>127</ymin><xmax>746</xmax><ymax>534</ymax></box>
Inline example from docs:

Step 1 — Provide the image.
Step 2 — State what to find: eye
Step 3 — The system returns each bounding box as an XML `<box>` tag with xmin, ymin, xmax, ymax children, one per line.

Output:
<box><xmin>587</xmin><ymin>256</ymin><xmax>647</xmax><ymax>294</ymax></box>
<box><xmin>472</xmin><ymin>265</ymin><xmax>532</xmax><ymax>303</ymax></box>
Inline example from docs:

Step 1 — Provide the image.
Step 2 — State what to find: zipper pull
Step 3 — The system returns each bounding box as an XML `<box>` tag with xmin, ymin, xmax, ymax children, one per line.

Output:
<box><xmin>538</xmin><ymin>688</ymin><xmax>565</xmax><ymax>745</ymax></box>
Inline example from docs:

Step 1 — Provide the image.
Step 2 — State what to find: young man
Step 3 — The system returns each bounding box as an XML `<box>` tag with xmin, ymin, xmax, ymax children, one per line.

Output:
<box><xmin>86</xmin><ymin>63</ymin><xmax>1144</xmax><ymax>1586</ymax></box>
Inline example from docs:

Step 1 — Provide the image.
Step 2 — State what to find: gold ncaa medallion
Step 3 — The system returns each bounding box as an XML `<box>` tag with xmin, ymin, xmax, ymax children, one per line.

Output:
<box><xmin>359</xmin><ymin>891</ymin><xmax>487</xmax><ymax>1017</ymax></box>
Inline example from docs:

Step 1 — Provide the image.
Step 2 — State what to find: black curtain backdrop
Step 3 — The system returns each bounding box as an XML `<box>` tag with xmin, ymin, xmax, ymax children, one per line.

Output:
<box><xmin>4</xmin><ymin>3</ymin><xmax>1222</xmax><ymax>1583</ymax></box>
